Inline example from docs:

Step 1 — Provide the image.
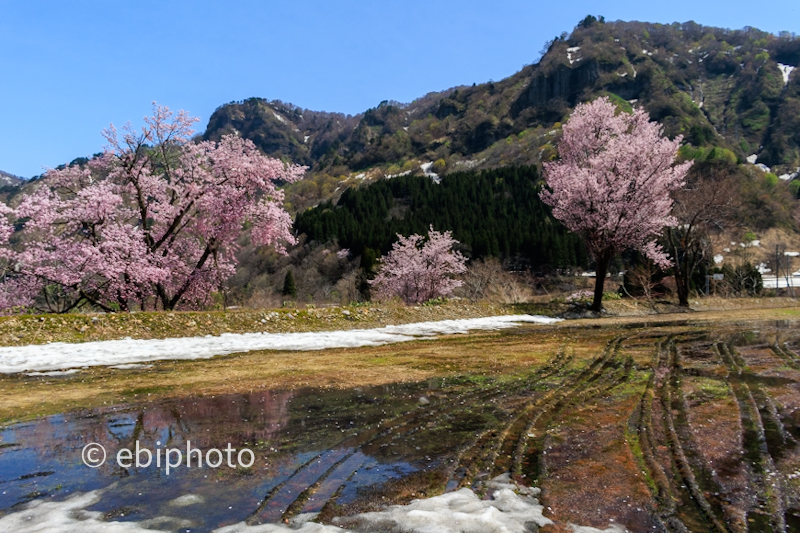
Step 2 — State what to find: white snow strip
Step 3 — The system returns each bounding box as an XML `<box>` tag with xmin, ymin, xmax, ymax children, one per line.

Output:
<box><xmin>778</xmin><ymin>63</ymin><xmax>795</xmax><ymax>85</ymax></box>
<box><xmin>756</xmin><ymin>163</ymin><xmax>771</xmax><ymax>173</ymax></box>
<box><xmin>385</xmin><ymin>170</ymin><xmax>412</xmax><ymax>179</ymax></box>
<box><xmin>0</xmin><ymin>315</ymin><xmax>561</xmax><ymax>374</ymax></box>
<box><xmin>746</xmin><ymin>154</ymin><xmax>758</xmax><ymax>164</ymax></box>
<box><xmin>762</xmin><ymin>276</ymin><xmax>800</xmax><ymax>289</ymax></box>
<box><xmin>272</xmin><ymin>112</ymin><xmax>286</xmax><ymax>124</ymax></box>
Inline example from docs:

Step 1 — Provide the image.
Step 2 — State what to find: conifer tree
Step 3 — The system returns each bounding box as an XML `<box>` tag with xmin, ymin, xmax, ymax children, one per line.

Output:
<box><xmin>282</xmin><ymin>270</ymin><xmax>297</xmax><ymax>299</ymax></box>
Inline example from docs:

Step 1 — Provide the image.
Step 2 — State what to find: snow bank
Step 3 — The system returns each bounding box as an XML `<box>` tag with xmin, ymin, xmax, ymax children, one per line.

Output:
<box><xmin>0</xmin><ymin>476</ymin><xmax>571</xmax><ymax>533</ymax></box>
<box><xmin>334</xmin><ymin>475</ymin><xmax>553</xmax><ymax>532</ymax></box>
<box><xmin>0</xmin><ymin>488</ymin><xmax>338</xmax><ymax>533</ymax></box>
<box><xmin>0</xmin><ymin>315</ymin><xmax>561</xmax><ymax>374</ymax></box>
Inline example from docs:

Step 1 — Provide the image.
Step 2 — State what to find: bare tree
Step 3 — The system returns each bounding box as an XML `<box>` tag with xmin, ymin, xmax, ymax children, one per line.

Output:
<box><xmin>666</xmin><ymin>161</ymin><xmax>739</xmax><ymax>306</ymax></box>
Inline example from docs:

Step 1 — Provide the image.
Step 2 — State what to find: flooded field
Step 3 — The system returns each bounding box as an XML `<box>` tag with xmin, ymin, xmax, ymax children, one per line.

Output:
<box><xmin>1</xmin><ymin>315</ymin><xmax>800</xmax><ymax>532</ymax></box>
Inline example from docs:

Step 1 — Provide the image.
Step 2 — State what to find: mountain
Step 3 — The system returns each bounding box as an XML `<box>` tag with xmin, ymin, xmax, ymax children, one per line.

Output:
<box><xmin>0</xmin><ymin>170</ymin><xmax>24</xmax><ymax>188</ymax></box>
<box><xmin>203</xmin><ymin>17</ymin><xmax>800</xmax><ymax>212</ymax></box>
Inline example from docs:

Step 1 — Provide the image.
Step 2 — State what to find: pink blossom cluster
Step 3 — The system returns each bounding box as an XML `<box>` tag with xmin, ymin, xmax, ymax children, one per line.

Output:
<box><xmin>0</xmin><ymin>104</ymin><xmax>303</xmax><ymax>313</ymax></box>
<box><xmin>565</xmin><ymin>290</ymin><xmax>594</xmax><ymax>304</ymax></box>
<box><xmin>370</xmin><ymin>226</ymin><xmax>467</xmax><ymax>305</ymax></box>
<box><xmin>540</xmin><ymin>97</ymin><xmax>690</xmax><ymax>269</ymax></box>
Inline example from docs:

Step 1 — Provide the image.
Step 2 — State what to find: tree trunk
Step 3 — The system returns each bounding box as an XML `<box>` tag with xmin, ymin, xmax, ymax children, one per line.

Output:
<box><xmin>667</xmin><ymin>227</ymin><xmax>692</xmax><ymax>307</ymax></box>
<box><xmin>590</xmin><ymin>255</ymin><xmax>610</xmax><ymax>312</ymax></box>
<box><xmin>675</xmin><ymin>261</ymin><xmax>690</xmax><ymax>307</ymax></box>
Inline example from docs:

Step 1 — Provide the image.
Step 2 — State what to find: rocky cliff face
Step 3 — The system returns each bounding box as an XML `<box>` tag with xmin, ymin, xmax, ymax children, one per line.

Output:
<box><xmin>513</xmin><ymin>59</ymin><xmax>602</xmax><ymax>112</ymax></box>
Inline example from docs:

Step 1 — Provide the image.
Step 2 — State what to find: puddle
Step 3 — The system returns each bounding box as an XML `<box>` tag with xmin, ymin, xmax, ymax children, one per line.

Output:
<box><xmin>0</xmin><ymin>380</ymin><xmax>480</xmax><ymax>531</ymax></box>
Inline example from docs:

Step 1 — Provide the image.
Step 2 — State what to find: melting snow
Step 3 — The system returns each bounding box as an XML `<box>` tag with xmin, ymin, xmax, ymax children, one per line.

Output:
<box><xmin>778</xmin><ymin>63</ymin><xmax>795</xmax><ymax>85</ymax></box>
<box><xmin>713</xmin><ymin>254</ymin><xmax>724</xmax><ymax>264</ymax></box>
<box><xmin>303</xmin><ymin>135</ymin><xmax>310</xmax><ymax>143</ymax></box>
<box><xmin>0</xmin><ymin>475</ymin><xmax>635</xmax><ymax>533</ymax></box>
<box><xmin>420</xmin><ymin>162</ymin><xmax>441</xmax><ymax>184</ymax></box>
<box><xmin>386</xmin><ymin>169</ymin><xmax>412</xmax><ymax>179</ymax></box>
<box><xmin>272</xmin><ymin>112</ymin><xmax>286</xmax><ymax>124</ymax></box>
<box><xmin>746</xmin><ymin>154</ymin><xmax>758</xmax><ymax>164</ymax></box>
<box><xmin>566</xmin><ymin>46</ymin><xmax>581</xmax><ymax>65</ymax></box>
<box><xmin>779</xmin><ymin>167</ymin><xmax>800</xmax><ymax>181</ymax></box>
<box><xmin>0</xmin><ymin>315</ymin><xmax>561</xmax><ymax>374</ymax></box>
<box><xmin>756</xmin><ymin>163</ymin><xmax>771</xmax><ymax>173</ymax></box>
<box><xmin>335</xmin><ymin>474</ymin><xmax>553</xmax><ymax>532</ymax></box>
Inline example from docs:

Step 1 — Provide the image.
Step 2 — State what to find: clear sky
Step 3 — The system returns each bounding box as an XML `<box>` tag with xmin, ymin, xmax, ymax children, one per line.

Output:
<box><xmin>1</xmin><ymin>0</ymin><xmax>798</xmax><ymax>178</ymax></box>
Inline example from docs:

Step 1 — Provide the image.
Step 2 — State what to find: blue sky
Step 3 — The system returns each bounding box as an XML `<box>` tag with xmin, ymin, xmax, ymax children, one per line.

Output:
<box><xmin>1</xmin><ymin>0</ymin><xmax>798</xmax><ymax>178</ymax></box>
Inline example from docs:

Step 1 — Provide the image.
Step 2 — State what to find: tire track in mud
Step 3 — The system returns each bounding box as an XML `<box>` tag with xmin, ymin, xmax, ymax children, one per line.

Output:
<box><xmin>717</xmin><ymin>341</ymin><xmax>787</xmax><ymax>532</ymax></box>
<box><xmin>660</xmin><ymin>338</ymin><xmax>729</xmax><ymax>533</ymax></box>
<box><xmin>513</xmin><ymin>350</ymin><xmax>633</xmax><ymax>481</ymax></box>
<box><xmin>629</xmin><ymin>334</ymin><xmax>736</xmax><ymax>533</ymax></box>
<box><xmin>630</xmin><ymin>374</ymin><xmax>686</xmax><ymax>532</ymax></box>
<box><xmin>247</xmin><ymin>345</ymin><xmax>576</xmax><ymax>523</ymax></box>
<box><xmin>771</xmin><ymin>341</ymin><xmax>800</xmax><ymax>371</ymax></box>
<box><xmin>445</xmin><ymin>335</ymin><xmax>631</xmax><ymax>493</ymax></box>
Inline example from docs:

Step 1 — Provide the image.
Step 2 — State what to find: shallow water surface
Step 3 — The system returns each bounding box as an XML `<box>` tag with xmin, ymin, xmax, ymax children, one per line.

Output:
<box><xmin>0</xmin><ymin>380</ymin><xmax>470</xmax><ymax>531</ymax></box>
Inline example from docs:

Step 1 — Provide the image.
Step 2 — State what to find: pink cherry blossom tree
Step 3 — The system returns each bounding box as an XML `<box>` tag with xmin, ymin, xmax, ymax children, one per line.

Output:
<box><xmin>370</xmin><ymin>226</ymin><xmax>467</xmax><ymax>304</ymax></box>
<box><xmin>0</xmin><ymin>203</ymin><xmax>39</xmax><ymax>313</ymax></box>
<box><xmin>541</xmin><ymin>97</ymin><xmax>690</xmax><ymax>312</ymax></box>
<box><xmin>6</xmin><ymin>104</ymin><xmax>304</xmax><ymax>312</ymax></box>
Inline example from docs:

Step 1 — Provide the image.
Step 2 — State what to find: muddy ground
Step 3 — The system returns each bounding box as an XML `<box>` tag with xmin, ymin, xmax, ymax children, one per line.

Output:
<box><xmin>1</xmin><ymin>303</ymin><xmax>800</xmax><ymax>532</ymax></box>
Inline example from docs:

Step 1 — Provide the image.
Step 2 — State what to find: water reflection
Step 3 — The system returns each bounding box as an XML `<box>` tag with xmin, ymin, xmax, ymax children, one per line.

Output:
<box><xmin>0</xmin><ymin>383</ymin><xmax>442</xmax><ymax>531</ymax></box>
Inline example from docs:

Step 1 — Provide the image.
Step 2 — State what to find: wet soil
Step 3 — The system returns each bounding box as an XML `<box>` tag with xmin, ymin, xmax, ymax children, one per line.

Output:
<box><xmin>2</xmin><ymin>315</ymin><xmax>800</xmax><ymax>532</ymax></box>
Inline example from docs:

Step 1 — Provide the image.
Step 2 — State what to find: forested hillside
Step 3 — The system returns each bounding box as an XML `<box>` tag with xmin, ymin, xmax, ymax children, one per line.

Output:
<box><xmin>294</xmin><ymin>166</ymin><xmax>589</xmax><ymax>270</ymax></box>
